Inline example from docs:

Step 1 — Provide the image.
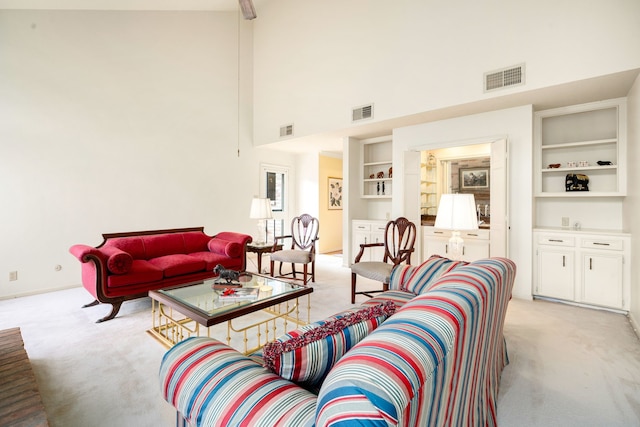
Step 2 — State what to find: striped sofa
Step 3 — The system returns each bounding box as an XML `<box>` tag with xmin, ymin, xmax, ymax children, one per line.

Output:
<box><xmin>159</xmin><ymin>256</ymin><xmax>516</xmax><ymax>427</ymax></box>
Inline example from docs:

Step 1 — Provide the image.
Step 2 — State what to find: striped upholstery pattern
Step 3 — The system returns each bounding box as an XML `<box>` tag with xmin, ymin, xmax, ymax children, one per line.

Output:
<box><xmin>160</xmin><ymin>337</ymin><xmax>317</xmax><ymax>427</ymax></box>
<box><xmin>316</xmin><ymin>258</ymin><xmax>516</xmax><ymax>426</ymax></box>
<box><xmin>389</xmin><ymin>254</ymin><xmax>467</xmax><ymax>294</ymax></box>
<box><xmin>262</xmin><ymin>302</ymin><xmax>396</xmax><ymax>388</ymax></box>
<box><xmin>159</xmin><ymin>257</ymin><xmax>516</xmax><ymax>427</ymax></box>
<box><xmin>359</xmin><ymin>289</ymin><xmax>415</xmax><ymax>309</ymax></box>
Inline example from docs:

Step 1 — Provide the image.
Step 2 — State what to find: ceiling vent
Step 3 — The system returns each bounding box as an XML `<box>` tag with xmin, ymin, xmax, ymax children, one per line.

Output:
<box><xmin>484</xmin><ymin>64</ymin><xmax>525</xmax><ymax>92</ymax></box>
<box><xmin>352</xmin><ymin>104</ymin><xmax>374</xmax><ymax>122</ymax></box>
<box><xmin>279</xmin><ymin>124</ymin><xmax>293</xmax><ymax>138</ymax></box>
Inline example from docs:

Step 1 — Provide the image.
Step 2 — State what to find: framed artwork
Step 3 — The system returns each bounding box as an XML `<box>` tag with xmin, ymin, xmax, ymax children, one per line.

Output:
<box><xmin>460</xmin><ymin>168</ymin><xmax>489</xmax><ymax>189</ymax></box>
<box><xmin>328</xmin><ymin>177</ymin><xmax>343</xmax><ymax>210</ymax></box>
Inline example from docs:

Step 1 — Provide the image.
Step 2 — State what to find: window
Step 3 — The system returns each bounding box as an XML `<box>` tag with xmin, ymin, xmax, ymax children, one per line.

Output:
<box><xmin>261</xmin><ymin>164</ymin><xmax>289</xmax><ymax>241</ymax></box>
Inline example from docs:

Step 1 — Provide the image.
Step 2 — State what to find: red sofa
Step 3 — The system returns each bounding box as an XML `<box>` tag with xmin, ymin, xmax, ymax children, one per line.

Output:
<box><xmin>69</xmin><ymin>227</ymin><xmax>252</xmax><ymax>323</ymax></box>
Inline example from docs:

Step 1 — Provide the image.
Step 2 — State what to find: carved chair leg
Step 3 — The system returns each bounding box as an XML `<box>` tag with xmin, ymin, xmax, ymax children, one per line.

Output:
<box><xmin>303</xmin><ymin>264</ymin><xmax>308</xmax><ymax>285</ymax></box>
<box><xmin>82</xmin><ymin>300</ymin><xmax>100</xmax><ymax>308</ymax></box>
<box><xmin>96</xmin><ymin>301</ymin><xmax>123</xmax><ymax>323</ymax></box>
<box><xmin>291</xmin><ymin>263</ymin><xmax>297</xmax><ymax>279</ymax></box>
<box><xmin>351</xmin><ymin>273</ymin><xmax>357</xmax><ymax>304</ymax></box>
<box><xmin>270</xmin><ymin>260</ymin><xmax>275</xmax><ymax>277</ymax></box>
<box><xmin>311</xmin><ymin>261</ymin><xmax>315</xmax><ymax>283</ymax></box>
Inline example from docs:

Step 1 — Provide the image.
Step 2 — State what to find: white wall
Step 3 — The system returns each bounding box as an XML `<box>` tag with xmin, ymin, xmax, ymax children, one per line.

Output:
<box><xmin>0</xmin><ymin>10</ymin><xmax>297</xmax><ymax>298</ymax></box>
<box><xmin>626</xmin><ymin>75</ymin><xmax>640</xmax><ymax>330</ymax></box>
<box><xmin>393</xmin><ymin>106</ymin><xmax>534</xmax><ymax>300</ymax></box>
<box><xmin>252</xmin><ymin>0</ymin><xmax>640</xmax><ymax>146</ymax></box>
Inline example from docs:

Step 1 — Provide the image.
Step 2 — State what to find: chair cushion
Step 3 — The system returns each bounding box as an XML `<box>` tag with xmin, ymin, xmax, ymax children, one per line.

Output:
<box><xmin>389</xmin><ymin>255</ymin><xmax>467</xmax><ymax>295</ymax></box>
<box><xmin>270</xmin><ymin>249</ymin><xmax>314</xmax><ymax>264</ymax></box>
<box><xmin>351</xmin><ymin>261</ymin><xmax>394</xmax><ymax>283</ymax></box>
<box><xmin>262</xmin><ymin>301</ymin><xmax>396</xmax><ymax>388</ymax></box>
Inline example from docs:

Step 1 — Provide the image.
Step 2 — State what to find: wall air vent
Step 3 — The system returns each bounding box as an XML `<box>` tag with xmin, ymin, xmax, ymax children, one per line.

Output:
<box><xmin>484</xmin><ymin>64</ymin><xmax>525</xmax><ymax>92</ymax></box>
<box><xmin>352</xmin><ymin>103</ymin><xmax>374</xmax><ymax>122</ymax></box>
<box><xmin>279</xmin><ymin>124</ymin><xmax>293</xmax><ymax>138</ymax></box>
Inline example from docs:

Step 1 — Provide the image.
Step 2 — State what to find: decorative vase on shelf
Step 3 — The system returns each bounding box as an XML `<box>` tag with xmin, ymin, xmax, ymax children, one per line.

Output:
<box><xmin>382</xmin><ymin>181</ymin><xmax>385</xmax><ymax>195</ymax></box>
<box><xmin>377</xmin><ymin>182</ymin><xmax>380</xmax><ymax>195</ymax></box>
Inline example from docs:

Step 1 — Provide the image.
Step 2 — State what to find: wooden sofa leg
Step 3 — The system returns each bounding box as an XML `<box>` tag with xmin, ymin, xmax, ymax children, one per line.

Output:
<box><xmin>82</xmin><ymin>299</ymin><xmax>100</xmax><ymax>308</ymax></box>
<box><xmin>95</xmin><ymin>301</ymin><xmax>123</xmax><ymax>323</ymax></box>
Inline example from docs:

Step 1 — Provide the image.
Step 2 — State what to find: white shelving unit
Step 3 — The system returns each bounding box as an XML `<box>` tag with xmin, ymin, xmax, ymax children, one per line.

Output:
<box><xmin>534</xmin><ymin>98</ymin><xmax>626</xmax><ymax>197</ymax></box>
<box><xmin>361</xmin><ymin>136</ymin><xmax>392</xmax><ymax>198</ymax></box>
<box><xmin>532</xmin><ymin>98</ymin><xmax>629</xmax><ymax>312</ymax></box>
<box><xmin>420</xmin><ymin>152</ymin><xmax>438</xmax><ymax>216</ymax></box>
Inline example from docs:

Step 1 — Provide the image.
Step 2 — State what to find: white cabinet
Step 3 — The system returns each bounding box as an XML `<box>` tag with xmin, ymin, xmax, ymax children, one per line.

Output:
<box><xmin>422</xmin><ymin>227</ymin><xmax>490</xmax><ymax>262</ymax></box>
<box><xmin>361</xmin><ymin>137</ymin><xmax>392</xmax><ymax>198</ymax></box>
<box><xmin>533</xmin><ymin>230</ymin><xmax>630</xmax><ymax>311</ymax></box>
<box><xmin>534</xmin><ymin>235</ymin><xmax>575</xmax><ymax>300</ymax></box>
<box><xmin>352</xmin><ymin>220</ymin><xmax>387</xmax><ymax>263</ymax></box>
<box><xmin>534</xmin><ymin>98</ymin><xmax>626</xmax><ymax>197</ymax></box>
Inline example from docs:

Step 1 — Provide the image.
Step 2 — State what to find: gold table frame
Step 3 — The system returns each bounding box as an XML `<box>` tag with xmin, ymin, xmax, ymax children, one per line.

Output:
<box><xmin>147</xmin><ymin>273</ymin><xmax>312</xmax><ymax>354</ymax></box>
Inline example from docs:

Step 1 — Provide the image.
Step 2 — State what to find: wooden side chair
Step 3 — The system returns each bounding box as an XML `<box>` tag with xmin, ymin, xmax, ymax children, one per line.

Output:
<box><xmin>270</xmin><ymin>214</ymin><xmax>319</xmax><ymax>285</ymax></box>
<box><xmin>350</xmin><ymin>217</ymin><xmax>417</xmax><ymax>303</ymax></box>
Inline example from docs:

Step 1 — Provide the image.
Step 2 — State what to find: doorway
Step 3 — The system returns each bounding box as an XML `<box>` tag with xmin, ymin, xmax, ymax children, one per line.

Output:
<box><xmin>405</xmin><ymin>137</ymin><xmax>508</xmax><ymax>259</ymax></box>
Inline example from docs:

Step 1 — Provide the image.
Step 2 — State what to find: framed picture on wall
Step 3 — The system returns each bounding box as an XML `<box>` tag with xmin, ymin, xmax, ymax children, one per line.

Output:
<box><xmin>460</xmin><ymin>168</ymin><xmax>489</xmax><ymax>189</ymax></box>
<box><xmin>328</xmin><ymin>177</ymin><xmax>343</xmax><ymax>210</ymax></box>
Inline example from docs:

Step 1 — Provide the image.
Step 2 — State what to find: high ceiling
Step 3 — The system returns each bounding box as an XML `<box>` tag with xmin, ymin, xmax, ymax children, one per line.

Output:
<box><xmin>2</xmin><ymin>2</ymin><xmax>637</xmax><ymax>155</ymax></box>
<box><xmin>0</xmin><ymin>0</ymin><xmax>244</xmax><ymax>10</ymax></box>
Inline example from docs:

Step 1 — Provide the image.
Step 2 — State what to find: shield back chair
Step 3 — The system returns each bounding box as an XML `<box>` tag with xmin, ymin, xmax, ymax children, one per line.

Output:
<box><xmin>270</xmin><ymin>214</ymin><xmax>319</xmax><ymax>285</ymax></box>
<box><xmin>350</xmin><ymin>217</ymin><xmax>417</xmax><ymax>303</ymax></box>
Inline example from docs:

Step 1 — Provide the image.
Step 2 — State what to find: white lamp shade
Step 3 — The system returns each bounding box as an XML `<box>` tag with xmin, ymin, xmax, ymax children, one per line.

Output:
<box><xmin>434</xmin><ymin>194</ymin><xmax>479</xmax><ymax>231</ymax></box>
<box><xmin>249</xmin><ymin>197</ymin><xmax>273</xmax><ymax>220</ymax></box>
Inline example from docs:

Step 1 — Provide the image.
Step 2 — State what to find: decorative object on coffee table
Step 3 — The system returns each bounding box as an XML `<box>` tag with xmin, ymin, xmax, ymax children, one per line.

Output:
<box><xmin>213</xmin><ymin>264</ymin><xmax>239</xmax><ymax>284</ymax></box>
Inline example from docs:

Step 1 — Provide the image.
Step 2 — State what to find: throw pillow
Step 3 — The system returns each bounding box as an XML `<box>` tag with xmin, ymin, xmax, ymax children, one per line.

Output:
<box><xmin>208</xmin><ymin>239</ymin><xmax>242</xmax><ymax>258</ymax></box>
<box><xmin>102</xmin><ymin>246</ymin><xmax>134</xmax><ymax>275</ymax></box>
<box><xmin>390</xmin><ymin>255</ymin><xmax>467</xmax><ymax>295</ymax></box>
<box><xmin>262</xmin><ymin>301</ymin><xmax>396</xmax><ymax>387</ymax></box>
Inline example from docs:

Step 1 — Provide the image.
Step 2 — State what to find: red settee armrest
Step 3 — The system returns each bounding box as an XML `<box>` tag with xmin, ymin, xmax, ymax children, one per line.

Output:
<box><xmin>213</xmin><ymin>232</ymin><xmax>253</xmax><ymax>247</ymax></box>
<box><xmin>69</xmin><ymin>244</ymin><xmax>106</xmax><ymax>263</ymax></box>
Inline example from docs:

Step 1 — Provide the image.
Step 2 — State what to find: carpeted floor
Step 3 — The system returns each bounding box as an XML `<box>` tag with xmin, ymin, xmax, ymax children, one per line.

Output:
<box><xmin>1</xmin><ymin>253</ymin><xmax>639</xmax><ymax>427</ymax></box>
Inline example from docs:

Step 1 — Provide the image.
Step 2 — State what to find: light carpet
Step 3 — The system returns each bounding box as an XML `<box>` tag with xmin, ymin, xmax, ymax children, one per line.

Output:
<box><xmin>1</xmin><ymin>253</ymin><xmax>639</xmax><ymax>426</ymax></box>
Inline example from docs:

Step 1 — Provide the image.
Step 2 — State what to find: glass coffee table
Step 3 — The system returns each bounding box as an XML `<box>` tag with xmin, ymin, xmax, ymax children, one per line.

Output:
<box><xmin>147</xmin><ymin>272</ymin><xmax>312</xmax><ymax>353</ymax></box>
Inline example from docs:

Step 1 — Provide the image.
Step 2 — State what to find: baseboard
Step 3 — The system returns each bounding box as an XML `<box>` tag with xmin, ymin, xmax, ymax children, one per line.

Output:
<box><xmin>0</xmin><ymin>284</ymin><xmax>81</xmax><ymax>300</ymax></box>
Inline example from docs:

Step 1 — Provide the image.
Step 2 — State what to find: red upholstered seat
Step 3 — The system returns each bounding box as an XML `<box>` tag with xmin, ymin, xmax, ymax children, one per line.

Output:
<box><xmin>107</xmin><ymin>260</ymin><xmax>163</xmax><ymax>288</ymax></box>
<box><xmin>148</xmin><ymin>254</ymin><xmax>206</xmax><ymax>277</ymax></box>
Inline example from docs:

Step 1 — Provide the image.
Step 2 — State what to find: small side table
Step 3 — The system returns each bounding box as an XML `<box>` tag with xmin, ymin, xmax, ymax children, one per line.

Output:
<box><xmin>246</xmin><ymin>242</ymin><xmax>283</xmax><ymax>274</ymax></box>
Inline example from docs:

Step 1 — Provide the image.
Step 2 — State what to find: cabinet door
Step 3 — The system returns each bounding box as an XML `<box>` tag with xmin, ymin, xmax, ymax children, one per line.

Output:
<box><xmin>352</xmin><ymin>231</ymin><xmax>370</xmax><ymax>263</ymax></box>
<box><xmin>369</xmin><ymin>227</ymin><xmax>386</xmax><ymax>262</ymax></box>
<box><xmin>424</xmin><ymin>236</ymin><xmax>450</xmax><ymax>260</ymax></box>
<box><xmin>536</xmin><ymin>248</ymin><xmax>574</xmax><ymax>300</ymax></box>
<box><xmin>581</xmin><ymin>253</ymin><xmax>623</xmax><ymax>308</ymax></box>
<box><xmin>461</xmin><ymin>239</ymin><xmax>490</xmax><ymax>262</ymax></box>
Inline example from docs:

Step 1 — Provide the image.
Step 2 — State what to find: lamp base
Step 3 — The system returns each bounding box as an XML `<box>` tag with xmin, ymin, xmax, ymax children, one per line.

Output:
<box><xmin>255</xmin><ymin>219</ymin><xmax>267</xmax><ymax>245</ymax></box>
<box><xmin>448</xmin><ymin>231</ymin><xmax>464</xmax><ymax>261</ymax></box>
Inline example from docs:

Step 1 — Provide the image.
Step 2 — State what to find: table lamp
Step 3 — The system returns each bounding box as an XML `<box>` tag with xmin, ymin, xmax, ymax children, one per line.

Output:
<box><xmin>434</xmin><ymin>193</ymin><xmax>479</xmax><ymax>260</ymax></box>
<box><xmin>249</xmin><ymin>197</ymin><xmax>273</xmax><ymax>245</ymax></box>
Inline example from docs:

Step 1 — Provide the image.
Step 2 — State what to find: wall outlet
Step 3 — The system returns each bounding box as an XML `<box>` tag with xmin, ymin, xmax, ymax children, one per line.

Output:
<box><xmin>9</xmin><ymin>271</ymin><xmax>17</xmax><ymax>281</ymax></box>
<box><xmin>562</xmin><ymin>217</ymin><xmax>570</xmax><ymax>227</ymax></box>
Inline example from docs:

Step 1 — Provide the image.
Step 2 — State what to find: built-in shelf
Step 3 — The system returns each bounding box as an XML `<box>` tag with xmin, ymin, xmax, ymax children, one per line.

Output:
<box><xmin>361</xmin><ymin>137</ymin><xmax>392</xmax><ymax>198</ymax></box>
